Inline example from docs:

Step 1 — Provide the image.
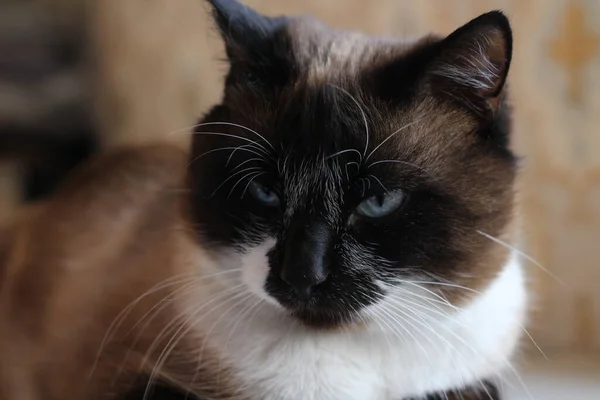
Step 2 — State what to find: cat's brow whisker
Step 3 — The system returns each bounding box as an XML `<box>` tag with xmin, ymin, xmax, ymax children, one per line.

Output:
<box><xmin>327</xmin><ymin>83</ymin><xmax>369</xmax><ymax>159</ymax></box>
<box><xmin>232</xmin><ymin>157</ymin><xmax>264</xmax><ymax>172</ymax></box>
<box><xmin>476</xmin><ymin>230</ymin><xmax>564</xmax><ymax>285</ymax></box>
<box><xmin>193</xmin><ymin>121</ymin><xmax>275</xmax><ymax>151</ymax></box>
<box><xmin>228</xmin><ymin>170</ymin><xmax>264</xmax><ymax>199</ymax></box>
<box><xmin>368</xmin><ymin>174</ymin><xmax>389</xmax><ymax>193</ymax></box>
<box><xmin>210</xmin><ymin>167</ymin><xmax>262</xmax><ymax>198</ymax></box>
<box><xmin>241</xmin><ymin>172</ymin><xmax>265</xmax><ymax>199</ymax></box>
<box><xmin>365</xmin><ymin>119</ymin><xmax>422</xmax><ymax>162</ymax></box>
<box><xmin>189</xmin><ymin>146</ymin><xmax>266</xmax><ymax>166</ymax></box>
<box><xmin>226</xmin><ymin>143</ymin><xmax>275</xmax><ymax>167</ymax></box>
<box><xmin>345</xmin><ymin>161</ymin><xmax>360</xmax><ymax>183</ymax></box>
<box><xmin>325</xmin><ymin>148</ymin><xmax>363</xmax><ymax>161</ymax></box>
<box><xmin>192</xmin><ymin>131</ymin><xmax>271</xmax><ymax>155</ymax></box>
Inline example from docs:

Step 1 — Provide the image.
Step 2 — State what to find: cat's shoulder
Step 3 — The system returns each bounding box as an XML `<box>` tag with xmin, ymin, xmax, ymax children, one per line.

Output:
<box><xmin>57</xmin><ymin>142</ymin><xmax>188</xmax><ymax>199</ymax></box>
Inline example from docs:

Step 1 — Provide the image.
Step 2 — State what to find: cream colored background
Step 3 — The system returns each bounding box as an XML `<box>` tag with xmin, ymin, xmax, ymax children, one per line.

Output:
<box><xmin>3</xmin><ymin>0</ymin><xmax>600</xmax><ymax>359</ymax></box>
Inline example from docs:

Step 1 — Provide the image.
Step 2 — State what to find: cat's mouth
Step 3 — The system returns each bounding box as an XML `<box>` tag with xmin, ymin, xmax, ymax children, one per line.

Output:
<box><xmin>264</xmin><ymin>274</ymin><xmax>369</xmax><ymax>329</ymax></box>
<box><xmin>290</xmin><ymin>307</ymin><xmax>362</xmax><ymax>330</ymax></box>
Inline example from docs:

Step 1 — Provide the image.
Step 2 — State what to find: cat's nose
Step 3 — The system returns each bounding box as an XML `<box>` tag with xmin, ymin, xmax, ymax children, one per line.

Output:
<box><xmin>280</xmin><ymin>266</ymin><xmax>328</xmax><ymax>301</ymax></box>
<box><xmin>280</xmin><ymin>218</ymin><xmax>332</xmax><ymax>301</ymax></box>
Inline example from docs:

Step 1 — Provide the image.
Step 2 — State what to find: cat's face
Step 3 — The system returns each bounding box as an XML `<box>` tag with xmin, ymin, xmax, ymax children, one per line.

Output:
<box><xmin>187</xmin><ymin>0</ymin><xmax>517</xmax><ymax>328</ymax></box>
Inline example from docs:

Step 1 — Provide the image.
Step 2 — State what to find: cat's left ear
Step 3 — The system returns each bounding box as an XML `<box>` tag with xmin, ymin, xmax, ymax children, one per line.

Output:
<box><xmin>428</xmin><ymin>11</ymin><xmax>512</xmax><ymax>113</ymax></box>
<box><xmin>206</xmin><ymin>0</ymin><xmax>285</xmax><ymax>61</ymax></box>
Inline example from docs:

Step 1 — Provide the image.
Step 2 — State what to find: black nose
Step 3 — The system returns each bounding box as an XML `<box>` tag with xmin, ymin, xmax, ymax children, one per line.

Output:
<box><xmin>280</xmin><ymin>269</ymin><xmax>327</xmax><ymax>301</ymax></box>
<box><xmin>280</xmin><ymin>218</ymin><xmax>332</xmax><ymax>301</ymax></box>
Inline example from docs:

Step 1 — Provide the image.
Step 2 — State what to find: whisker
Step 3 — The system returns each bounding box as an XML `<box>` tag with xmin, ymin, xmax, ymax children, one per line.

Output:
<box><xmin>188</xmin><ymin>292</ymin><xmax>257</xmax><ymax>398</ymax></box>
<box><xmin>394</xmin><ymin>280</ymin><xmax>459</xmax><ymax>310</ymax></box>
<box><xmin>226</xmin><ymin>143</ymin><xmax>274</xmax><ymax>167</ymax></box>
<box><xmin>395</xmin><ymin>292</ymin><xmax>533</xmax><ymax>400</ymax></box>
<box><xmin>189</xmin><ymin>146</ymin><xmax>267</xmax><ymax>166</ymax></box>
<box><xmin>141</xmin><ymin>284</ymin><xmax>244</xmax><ymax>374</ymax></box>
<box><xmin>144</xmin><ymin>286</ymin><xmax>250</xmax><ymax>400</ymax></box>
<box><xmin>519</xmin><ymin>325</ymin><xmax>548</xmax><ymax>361</ymax></box>
<box><xmin>90</xmin><ymin>271</ymin><xmax>234</xmax><ymax>381</ymax></box>
<box><xmin>116</xmin><ymin>268</ymin><xmax>242</xmax><ymax>372</ymax></box>
<box><xmin>227</xmin><ymin>171</ymin><xmax>264</xmax><ymax>199</ymax></box>
<box><xmin>325</xmin><ymin>148</ymin><xmax>363</xmax><ymax>161</ymax></box>
<box><xmin>232</xmin><ymin>157</ymin><xmax>264</xmax><ymax>172</ymax></box>
<box><xmin>476</xmin><ymin>230</ymin><xmax>564</xmax><ymax>285</ymax></box>
<box><xmin>365</xmin><ymin>119</ymin><xmax>422</xmax><ymax>162</ymax></box>
<box><xmin>409</xmin><ymin>280</ymin><xmax>483</xmax><ymax>295</ymax></box>
<box><xmin>214</xmin><ymin>298</ymin><xmax>264</xmax><ymax>389</ymax></box>
<box><xmin>193</xmin><ymin>132</ymin><xmax>270</xmax><ymax>155</ymax></box>
<box><xmin>241</xmin><ymin>172</ymin><xmax>265</xmax><ymax>199</ymax></box>
<box><xmin>210</xmin><ymin>167</ymin><xmax>262</xmax><ymax>198</ymax></box>
<box><xmin>368</xmin><ymin>174</ymin><xmax>389</xmax><ymax>193</ymax></box>
<box><xmin>193</xmin><ymin>121</ymin><xmax>275</xmax><ymax>151</ymax></box>
<box><xmin>327</xmin><ymin>83</ymin><xmax>369</xmax><ymax>159</ymax></box>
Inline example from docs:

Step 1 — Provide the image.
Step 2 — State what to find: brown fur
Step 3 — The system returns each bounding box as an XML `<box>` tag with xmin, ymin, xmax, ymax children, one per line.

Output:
<box><xmin>0</xmin><ymin>145</ymin><xmax>242</xmax><ymax>400</ymax></box>
<box><xmin>200</xmin><ymin>14</ymin><xmax>516</xmax><ymax>306</ymax></box>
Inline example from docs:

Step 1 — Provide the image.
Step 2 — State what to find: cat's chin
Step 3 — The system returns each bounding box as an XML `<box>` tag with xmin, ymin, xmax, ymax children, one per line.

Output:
<box><xmin>288</xmin><ymin>306</ymin><xmax>364</xmax><ymax>330</ymax></box>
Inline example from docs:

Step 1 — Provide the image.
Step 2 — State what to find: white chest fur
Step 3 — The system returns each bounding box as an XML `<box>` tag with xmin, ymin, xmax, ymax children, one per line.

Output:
<box><xmin>198</xmin><ymin>249</ymin><xmax>527</xmax><ymax>400</ymax></box>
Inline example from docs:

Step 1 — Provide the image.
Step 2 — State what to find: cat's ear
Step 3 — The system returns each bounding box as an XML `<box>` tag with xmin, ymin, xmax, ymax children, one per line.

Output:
<box><xmin>428</xmin><ymin>11</ymin><xmax>512</xmax><ymax>112</ymax></box>
<box><xmin>206</xmin><ymin>0</ymin><xmax>285</xmax><ymax>61</ymax></box>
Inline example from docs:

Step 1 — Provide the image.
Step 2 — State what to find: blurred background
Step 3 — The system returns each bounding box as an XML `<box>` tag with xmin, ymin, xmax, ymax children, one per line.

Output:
<box><xmin>0</xmin><ymin>0</ymin><xmax>598</xmax><ymax>398</ymax></box>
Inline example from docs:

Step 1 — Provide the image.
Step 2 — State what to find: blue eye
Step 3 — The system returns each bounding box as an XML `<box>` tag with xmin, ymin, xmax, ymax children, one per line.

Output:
<box><xmin>248</xmin><ymin>181</ymin><xmax>280</xmax><ymax>207</ymax></box>
<box><xmin>355</xmin><ymin>190</ymin><xmax>405</xmax><ymax>218</ymax></box>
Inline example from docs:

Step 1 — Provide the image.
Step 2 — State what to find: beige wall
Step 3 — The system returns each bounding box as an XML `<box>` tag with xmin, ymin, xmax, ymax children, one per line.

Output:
<box><xmin>5</xmin><ymin>0</ymin><xmax>600</xmax><ymax>355</ymax></box>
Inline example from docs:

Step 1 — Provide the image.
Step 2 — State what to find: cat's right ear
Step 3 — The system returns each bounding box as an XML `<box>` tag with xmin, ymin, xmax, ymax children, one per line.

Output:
<box><xmin>206</xmin><ymin>0</ymin><xmax>284</xmax><ymax>61</ymax></box>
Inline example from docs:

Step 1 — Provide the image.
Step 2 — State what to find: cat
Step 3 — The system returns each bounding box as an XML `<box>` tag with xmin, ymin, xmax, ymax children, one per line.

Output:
<box><xmin>0</xmin><ymin>0</ymin><xmax>528</xmax><ymax>399</ymax></box>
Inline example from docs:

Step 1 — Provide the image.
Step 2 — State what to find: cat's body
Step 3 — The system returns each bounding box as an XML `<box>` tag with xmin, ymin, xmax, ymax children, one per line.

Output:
<box><xmin>0</xmin><ymin>1</ymin><xmax>528</xmax><ymax>399</ymax></box>
<box><xmin>0</xmin><ymin>144</ymin><xmax>524</xmax><ymax>400</ymax></box>
<box><xmin>0</xmin><ymin>146</ymin><xmax>237</xmax><ymax>400</ymax></box>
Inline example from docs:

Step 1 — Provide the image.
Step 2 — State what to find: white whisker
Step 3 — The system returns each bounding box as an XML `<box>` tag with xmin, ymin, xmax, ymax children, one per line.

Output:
<box><xmin>477</xmin><ymin>230</ymin><xmax>564</xmax><ymax>285</ymax></box>
<box><xmin>211</xmin><ymin>167</ymin><xmax>262</xmax><ymax>197</ymax></box>
<box><xmin>189</xmin><ymin>146</ymin><xmax>266</xmax><ymax>166</ymax></box>
<box><xmin>368</xmin><ymin>174</ymin><xmax>389</xmax><ymax>193</ymax></box>
<box><xmin>365</xmin><ymin>119</ymin><xmax>422</xmax><ymax>162</ymax></box>
<box><xmin>228</xmin><ymin>170</ymin><xmax>263</xmax><ymax>199</ymax></box>
<box><xmin>193</xmin><ymin>132</ymin><xmax>270</xmax><ymax>155</ymax></box>
<box><xmin>241</xmin><ymin>172</ymin><xmax>265</xmax><ymax>199</ymax></box>
<box><xmin>325</xmin><ymin>148</ymin><xmax>363</xmax><ymax>160</ymax></box>
<box><xmin>327</xmin><ymin>83</ymin><xmax>369</xmax><ymax>159</ymax></box>
<box><xmin>193</xmin><ymin>121</ymin><xmax>275</xmax><ymax>150</ymax></box>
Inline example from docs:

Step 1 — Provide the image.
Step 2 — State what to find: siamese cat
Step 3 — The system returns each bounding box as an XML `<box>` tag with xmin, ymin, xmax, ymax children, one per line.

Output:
<box><xmin>0</xmin><ymin>0</ymin><xmax>527</xmax><ymax>399</ymax></box>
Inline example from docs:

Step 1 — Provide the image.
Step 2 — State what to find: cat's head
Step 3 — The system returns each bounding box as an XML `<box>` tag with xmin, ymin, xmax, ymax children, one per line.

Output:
<box><xmin>187</xmin><ymin>0</ymin><xmax>517</xmax><ymax>328</ymax></box>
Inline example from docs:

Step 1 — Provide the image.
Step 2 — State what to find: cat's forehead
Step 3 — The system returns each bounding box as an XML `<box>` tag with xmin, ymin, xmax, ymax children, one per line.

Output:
<box><xmin>280</xmin><ymin>153</ymin><xmax>344</xmax><ymax>223</ymax></box>
<box><xmin>285</xmin><ymin>17</ymin><xmax>424</xmax><ymax>82</ymax></box>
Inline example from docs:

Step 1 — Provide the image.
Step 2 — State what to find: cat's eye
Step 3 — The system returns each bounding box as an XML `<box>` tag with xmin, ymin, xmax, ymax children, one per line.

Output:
<box><xmin>355</xmin><ymin>190</ymin><xmax>405</xmax><ymax>218</ymax></box>
<box><xmin>247</xmin><ymin>180</ymin><xmax>280</xmax><ymax>207</ymax></box>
